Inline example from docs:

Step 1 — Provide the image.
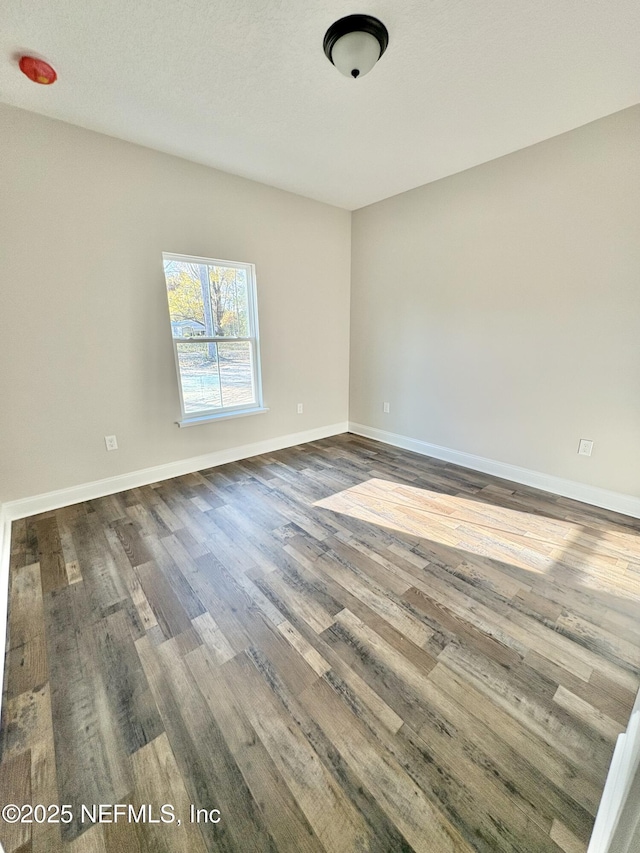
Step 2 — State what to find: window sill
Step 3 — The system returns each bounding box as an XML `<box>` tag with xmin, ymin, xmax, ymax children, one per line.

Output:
<box><xmin>176</xmin><ymin>407</ymin><xmax>269</xmax><ymax>428</ymax></box>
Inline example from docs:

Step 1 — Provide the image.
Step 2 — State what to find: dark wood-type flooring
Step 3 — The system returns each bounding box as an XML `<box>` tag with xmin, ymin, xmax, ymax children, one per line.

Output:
<box><xmin>2</xmin><ymin>434</ymin><xmax>640</xmax><ymax>853</ymax></box>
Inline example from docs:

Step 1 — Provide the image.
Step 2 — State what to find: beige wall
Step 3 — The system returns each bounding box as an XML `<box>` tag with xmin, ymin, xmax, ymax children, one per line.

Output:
<box><xmin>2</xmin><ymin>102</ymin><xmax>638</xmax><ymax>504</ymax></box>
<box><xmin>0</xmin><ymin>104</ymin><xmax>351</xmax><ymax>503</ymax></box>
<box><xmin>350</xmin><ymin>106</ymin><xmax>640</xmax><ymax>497</ymax></box>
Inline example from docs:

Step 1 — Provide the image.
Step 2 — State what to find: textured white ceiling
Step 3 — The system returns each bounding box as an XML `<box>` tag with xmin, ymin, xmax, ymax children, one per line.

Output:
<box><xmin>1</xmin><ymin>0</ymin><xmax>639</xmax><ymax>209</ymax></box>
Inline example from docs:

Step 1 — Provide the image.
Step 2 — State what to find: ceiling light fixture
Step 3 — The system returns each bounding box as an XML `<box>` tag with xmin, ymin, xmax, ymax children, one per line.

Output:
<box><xmin>323</xmin><ymin>14</ymin><xmax>389</xmax><ymax>79</ymax></box>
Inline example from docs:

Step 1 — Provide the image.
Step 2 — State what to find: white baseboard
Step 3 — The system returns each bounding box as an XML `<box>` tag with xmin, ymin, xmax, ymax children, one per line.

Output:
<box><xmin>588</xmin><ymin>710</ymin><xmax>640</xmax><ymax>852</ymax></box>
<box><xmin>2</xmin><ymin>422</ymin><xmax>349</xmax><ymax>523</ymax></box>
<box><xmin>0</xmin><ymin>506</ymin><xmax>12</xmax><ymax>706</ymax></box>
<box><xmin>349</xmin><ymin>422</ymin><xmax>640</xmax><ymax>520</ymax></box>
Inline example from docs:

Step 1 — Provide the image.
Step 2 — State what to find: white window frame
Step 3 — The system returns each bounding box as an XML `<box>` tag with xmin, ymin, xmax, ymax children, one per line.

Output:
<box><xmin>162</xmin><ymin>252</ymin><xmax>266</xmax><ymax>427</ymax></box>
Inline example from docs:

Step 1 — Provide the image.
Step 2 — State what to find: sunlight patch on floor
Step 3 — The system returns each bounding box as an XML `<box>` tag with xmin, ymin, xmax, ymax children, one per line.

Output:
<box><xmin>314</xmin><ymin>478</ymin><xmax>640</xmax><ymax>596</ymax></box>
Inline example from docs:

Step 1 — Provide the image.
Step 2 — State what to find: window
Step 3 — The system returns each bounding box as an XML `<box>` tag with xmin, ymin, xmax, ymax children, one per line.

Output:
<box><xmin>162</xmin><ymin>253</ymin><xmax>265</xmax><ymax>426</ymax></box>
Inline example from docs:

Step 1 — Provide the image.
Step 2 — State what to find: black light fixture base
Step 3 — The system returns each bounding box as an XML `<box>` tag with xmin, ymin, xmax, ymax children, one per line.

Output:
<box><xmin>323</xmin><ymin>14</ymin><xmax>389</xmax><ymax>65</ymax></box>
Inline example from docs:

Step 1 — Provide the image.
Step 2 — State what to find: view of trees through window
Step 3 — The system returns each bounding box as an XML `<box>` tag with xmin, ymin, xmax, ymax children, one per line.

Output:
<box><xmin>162</xmin><ymin>256</ymin><xmax>260</xmax><ymax>418</ymax></box>
<box><xmin>164</xmin><ymin>259</ymin><xmax>250</xmax><ymax>339</ymax></box>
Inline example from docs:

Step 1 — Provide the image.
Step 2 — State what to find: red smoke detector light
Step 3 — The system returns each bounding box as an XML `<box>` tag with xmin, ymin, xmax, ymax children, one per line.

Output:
<box><xmin>19</xmin><ymin>56</ymin><xmax>57</xmax><ymax>85</ymax></box>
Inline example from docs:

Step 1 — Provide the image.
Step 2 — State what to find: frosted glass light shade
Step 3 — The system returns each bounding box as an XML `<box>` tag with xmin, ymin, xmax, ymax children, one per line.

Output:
<box><xmin>330</xmin><ymin>31</ymin><xmax>382</xmax><ymax>78</ymax></box>
<box><xmin>323</xmin><ymin>15</ymin><xmax>389</xmax><ymax>80</ymax></box>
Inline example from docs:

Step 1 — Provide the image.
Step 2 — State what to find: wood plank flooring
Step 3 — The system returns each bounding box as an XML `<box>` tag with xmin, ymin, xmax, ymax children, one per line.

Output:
<box><xmin>2</xmin><ymin>433</ymin><xmax>640</xmax><ymax>852</ymax></box>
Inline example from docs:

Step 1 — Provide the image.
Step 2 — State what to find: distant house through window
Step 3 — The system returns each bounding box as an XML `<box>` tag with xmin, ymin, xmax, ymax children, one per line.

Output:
<box><xmin>162</xmin><ymin>253</ymin><xmax>264</xmax><ymax>425</ymax></box>
<box><xmin>170</xmin><ymin>318</ymin><xmax>206</xmax><ymax>338</ymax></box>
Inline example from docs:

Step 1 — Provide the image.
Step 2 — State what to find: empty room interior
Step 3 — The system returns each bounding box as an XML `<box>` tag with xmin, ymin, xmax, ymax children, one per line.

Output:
<box><xmin>1</xmin><ymin>2</ymin><xmax>640</xmax><ymax>852</ymax></box>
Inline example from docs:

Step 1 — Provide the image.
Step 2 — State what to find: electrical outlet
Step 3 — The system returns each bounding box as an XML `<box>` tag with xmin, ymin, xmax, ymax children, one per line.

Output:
<box><xmin>383</xmin><ymin>402</ymin><xmax>390</xmax><ymax>413</ymax></box>
<box><xmin>105</xmin><ymin>435</ymin><xmax>118</xmax><ymax>451</ymax></box>
<box><xmin>297</xmin><ymin>403</ymin><xmax>304</xmax><ymax>414</ymax></box>
<box><xmin>578</xmin><ymin>439</ymin><xmax>593</xmax><ymax>457</ymax></box>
